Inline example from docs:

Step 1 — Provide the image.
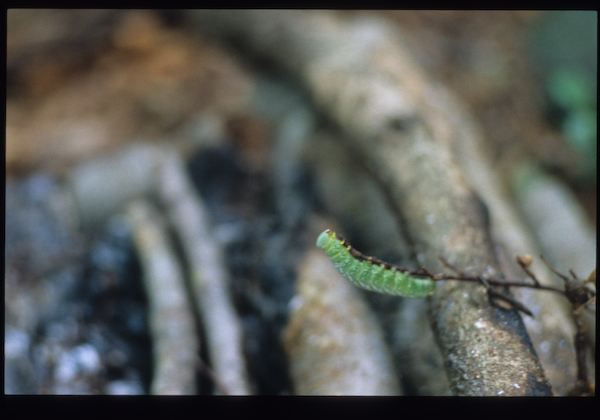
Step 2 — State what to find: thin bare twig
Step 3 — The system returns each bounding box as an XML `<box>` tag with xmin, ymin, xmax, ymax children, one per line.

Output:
<box><xmin>516</xmin><ymin>254</ymin><xmax>541</xmax><ymax>287</ymax></box>
<box><xmin>341</xmin><ymin>233</ymin><xmax>595</xmax><ymax>394</ymax></box>
<box><xmin>477</xmin><ymin>276</ymin><xmax>534</xmax><ymax>317</ymax></box>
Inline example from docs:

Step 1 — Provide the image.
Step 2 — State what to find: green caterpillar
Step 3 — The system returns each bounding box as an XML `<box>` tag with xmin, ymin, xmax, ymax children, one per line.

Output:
<box><xmin>316</xmin><ymin>229</ymin><xmax>436</xmax><ymax>298</ymax></box>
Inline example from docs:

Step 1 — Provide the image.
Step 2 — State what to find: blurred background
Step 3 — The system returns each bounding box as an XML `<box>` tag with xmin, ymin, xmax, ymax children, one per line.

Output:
<box><xmin>5</xmin><ymin>10</ymin><xmax>596</xmax><ymax>395</ymax></box>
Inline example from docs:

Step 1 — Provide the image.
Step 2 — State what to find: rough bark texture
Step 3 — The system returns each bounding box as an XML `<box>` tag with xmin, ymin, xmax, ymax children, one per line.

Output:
<box><xmin>127</xmin><ymin>200</ymin><xmax>198</xmax><ymax>395</ymax></box>
<box><xmin>426</xmin><ymin>84</ymin><xmax>586</xmax><ymax>395</ymax></box>
<box><xmin>158</xmin><ymin>151</ymin><xmax>252</xmax><ymax>395</ymax></box>
<box><xmin>75</xmin><ymin>145</ymin><xmax>253</xmax><ymax>394</ymax></box>
<box><xmin>189</xmin><ymin>10</ymin><xmax>553</xmax><ymax>395</ymax></box>
<box><xmin>354</xmin><ymin>108</ymin><xmax>549</xmax><ymax>396</ymax></box>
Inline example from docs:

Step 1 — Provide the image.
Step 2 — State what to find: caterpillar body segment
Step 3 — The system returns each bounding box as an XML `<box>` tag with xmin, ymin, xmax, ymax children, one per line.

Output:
<box><xmin>316</xmin><ymin>229</ymin><xmax>436</xmax><ymax>298</ymax></box>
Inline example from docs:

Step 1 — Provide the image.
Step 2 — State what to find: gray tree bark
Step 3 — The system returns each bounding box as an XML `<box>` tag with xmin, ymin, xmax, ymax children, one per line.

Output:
<box><xmin>188</xmin><ymin>10</ymin><xmax>554</xmax><ymax>395</ymax></box>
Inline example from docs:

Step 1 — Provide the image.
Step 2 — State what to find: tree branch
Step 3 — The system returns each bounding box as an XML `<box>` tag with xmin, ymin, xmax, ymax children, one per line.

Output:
<box><xmin>187</xmin><ymin>10</ymin><xmax>556</xmax><ymax>395</ymax></box>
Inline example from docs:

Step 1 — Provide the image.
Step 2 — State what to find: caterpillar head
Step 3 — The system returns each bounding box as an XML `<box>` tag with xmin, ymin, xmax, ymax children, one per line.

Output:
<box><xmin>316</xmin><ymin>229</ymin><xmax>335</xmax><ymax>250</ymax></box>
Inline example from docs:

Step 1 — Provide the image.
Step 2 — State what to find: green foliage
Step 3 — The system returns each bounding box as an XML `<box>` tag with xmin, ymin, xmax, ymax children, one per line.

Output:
<box><xmin>531</xmin><ymin>11</ymin><xmax>597</xmax><ymax>181</ymax></box>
